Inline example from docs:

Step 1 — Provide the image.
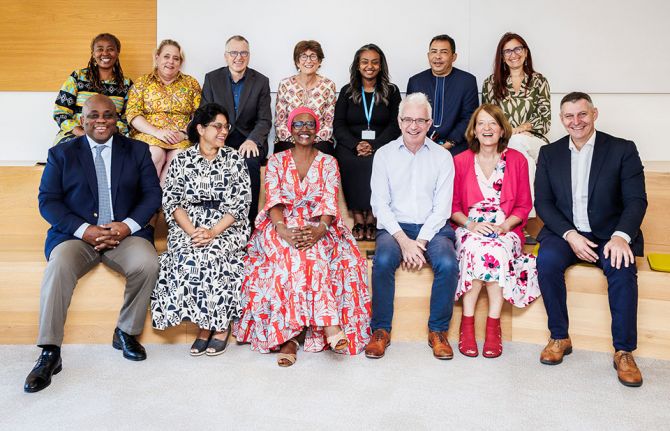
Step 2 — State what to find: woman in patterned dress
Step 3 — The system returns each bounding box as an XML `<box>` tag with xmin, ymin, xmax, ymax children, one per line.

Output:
<box><xmin>53</xmin><ymin>33</ymin><xmax>132</xmax><ymax>145</ymax></box>
<box><xmin>451</xmin><ymin>104</ymin><xmax>540</xmax><ymax>358</ymax></box>
<box><xmin>126</xmin><ymin>40</ymin><xmax>201</xmax><ymax>186</ymax></box>
<box><xmin>273</xmin><ymin>40</ymin><xmax>337</xmax><ymax>155</ymax></box>
<box><xmin>151</xmin><ymin>103</ymin><xmax>251</xmax><ymax>356</ymax></box>
<box><xmin>235</xmin><ymin>107</ymin><xmax>371</xmax><ymax>367</ymax></box>
<box><xmin>482</xmin><ymin>32</ymin><xmax>551</xmax><ymax>238</ymax></box>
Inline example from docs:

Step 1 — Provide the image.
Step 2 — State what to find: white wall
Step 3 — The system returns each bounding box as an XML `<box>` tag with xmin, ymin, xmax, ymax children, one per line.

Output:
<box><xmin>1</xmin><ymin>0</ymin><xmax>669</xmax><ymax>163</ymax></box>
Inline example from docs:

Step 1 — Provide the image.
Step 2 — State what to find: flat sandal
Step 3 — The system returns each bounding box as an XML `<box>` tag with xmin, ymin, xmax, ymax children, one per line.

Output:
<box><xmin>277</xmin><ymin>339</ymin><xmax>300</xmax><ymax>367</ymax></box>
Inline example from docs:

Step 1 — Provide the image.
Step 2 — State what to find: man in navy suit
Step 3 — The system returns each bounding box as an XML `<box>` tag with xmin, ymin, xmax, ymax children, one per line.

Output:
<box><xmin>535</xmin><ymin>92</ymin><xmax>647</xmax><ymax>387</ymax></box>
<box><xmin>406</xmin><ymin>34</ymin><xmax>479</xmax><ymax>155</ymax></box>
<box><xmin>24</xmin><ymin>95</ymin><xmax>162</xmax><ymax>393</ymax></box>
<box><xmin>201</xmin><ymin>35</ymin><xmax>272</xmax><ymax>226</ymax></box>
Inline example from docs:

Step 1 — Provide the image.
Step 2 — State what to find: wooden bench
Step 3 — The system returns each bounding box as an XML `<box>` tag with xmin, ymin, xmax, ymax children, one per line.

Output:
<box><xmin>1</xmin><ymin>166</ymin><xmax>669</xmax><ymax>360</ymax></box>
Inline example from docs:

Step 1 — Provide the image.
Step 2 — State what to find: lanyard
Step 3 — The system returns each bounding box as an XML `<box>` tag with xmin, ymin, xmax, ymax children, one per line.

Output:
<box><xmin>361</xmin><ymin>86</ymin><xmax>375</xmax><ymax>129</ymax></box>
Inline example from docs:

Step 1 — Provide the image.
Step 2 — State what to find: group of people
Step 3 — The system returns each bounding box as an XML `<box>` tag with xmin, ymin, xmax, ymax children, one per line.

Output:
<box><xmin>24</xmin><ymin>31</ymin><xmax>647</xmax><ymax>393</ymax></box>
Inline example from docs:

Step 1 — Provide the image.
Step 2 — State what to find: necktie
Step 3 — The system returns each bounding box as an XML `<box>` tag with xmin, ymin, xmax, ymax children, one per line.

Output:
<box><xmin>94</xmin><ymin>145</ymin><xmax>112</xmax><ymax>225</ymax></box>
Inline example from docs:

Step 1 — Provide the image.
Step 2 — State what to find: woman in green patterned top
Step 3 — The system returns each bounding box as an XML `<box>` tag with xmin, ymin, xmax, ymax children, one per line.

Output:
<box><xmin>53</xmin><ymin>33</ymin><xmax>132</xmax><ymax>145</ymax></box>
<box><xmin>482</xmin><ymin>32</ymin><xmax>551</xmax><ymax>227</ymax></box>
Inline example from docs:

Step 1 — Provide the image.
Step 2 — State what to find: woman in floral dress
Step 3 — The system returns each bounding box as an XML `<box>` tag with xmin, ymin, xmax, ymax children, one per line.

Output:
<box><xmin>151</xmin><ymin>103</ymin><xmax>251</xmax><ymax>356</ymax></box>
<box><xmin>235</xmin><ymin>107</ymin><xmax>371</xmax><ymax>367</ymax></box>
<box><xmin>451</xmin><ymin>104</ymin><xmax>540</xmax><ymax>359</ymax></box>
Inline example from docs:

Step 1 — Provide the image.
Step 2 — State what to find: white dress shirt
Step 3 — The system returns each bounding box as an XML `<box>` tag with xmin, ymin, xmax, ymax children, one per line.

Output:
<box><xmin>370</xmin><ymin>136</ymin><xmax>454</xmax><ymax>242</ymax></box>
<box><xmin>564</xmin><ymin>131</ymin><xmax>630</xmax><ymax>243</ymax></box>
<box><xmin>73</xmin><ymin>136</ymin><xmax>141</xmax><ymax>238</ymax></box>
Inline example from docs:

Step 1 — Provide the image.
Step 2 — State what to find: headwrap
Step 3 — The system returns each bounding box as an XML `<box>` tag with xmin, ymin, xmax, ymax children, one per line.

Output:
<box><xmin>287</xmin><ymin>107</ymin><xmax>320</xmax><ymax>134</ymax></box>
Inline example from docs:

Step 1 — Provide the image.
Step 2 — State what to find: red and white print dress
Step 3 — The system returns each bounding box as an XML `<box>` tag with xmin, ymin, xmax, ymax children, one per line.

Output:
<box><xmin>454</xmin><ymin>152</ymin><xmax>540</xmax><ymax>307</ymax></box>
<box><xmin>234</xmin><ymin>150</ymin><xmax>371</xmax><ymax>354</ymax></box>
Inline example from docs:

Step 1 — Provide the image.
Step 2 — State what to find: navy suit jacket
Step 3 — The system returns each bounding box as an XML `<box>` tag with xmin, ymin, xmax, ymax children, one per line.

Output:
<box><xmin>200</xmin><ymin>66</ymin><xmax>272</xmax><ymax>159</ymax></box>
<box><xmin>38</xmin><ymin>134</ymin><xmax>162</xmax><ymax>259</ymax></box>
<box><xmin>534</xmin><ymin>131</ymin><xmax>647</xmax><ymax>256</ymax></box>
<box><xmin>406</xmin><ymin>67</ymin><xmax>479</xmax><ymax>155</ymax></box>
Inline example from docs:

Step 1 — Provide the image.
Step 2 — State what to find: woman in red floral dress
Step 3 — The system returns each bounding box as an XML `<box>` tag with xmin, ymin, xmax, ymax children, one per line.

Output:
<box><xmin>451</xmin><ymin>104</ymin><xmax>540</xmax><ymax>359</ymax></box>
<box><xmin>235</xmin><ymin>107</ymin><xmax>371</xmax><ymax>366</ymax></box>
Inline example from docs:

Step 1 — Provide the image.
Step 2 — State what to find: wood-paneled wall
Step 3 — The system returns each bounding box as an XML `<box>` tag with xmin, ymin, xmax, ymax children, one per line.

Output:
<box><xmin>0</xmin><ymin>0</ymin><xmax>156</xmax><ymax>91</ymax></box>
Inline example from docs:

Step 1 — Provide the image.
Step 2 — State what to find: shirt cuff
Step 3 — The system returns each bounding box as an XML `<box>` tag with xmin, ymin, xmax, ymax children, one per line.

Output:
<box><xmin>612</xmin><ymin>231</ymin><xmax>632</xmax><ymax>244</ymax></box>
<box><xmin>122</xmin><ymin>218</ymin><xmax>141</xmax><ymax>234</ymax></box>
<box><xmin>562</xmin><ymin>229</ymin><xmax>577</xmax><ymax>240</ymax></box>
<box><xmin>73</xmin><ymin>223</ymin><xmax>91</xmax><ymax>239</ymax></box>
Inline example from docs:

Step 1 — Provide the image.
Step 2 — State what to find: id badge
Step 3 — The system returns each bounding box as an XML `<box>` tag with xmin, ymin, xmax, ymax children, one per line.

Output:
<box><xmin>361</xmin><ymin>130</ymin><xmax>376</xmax><ymax>140</ymax></box>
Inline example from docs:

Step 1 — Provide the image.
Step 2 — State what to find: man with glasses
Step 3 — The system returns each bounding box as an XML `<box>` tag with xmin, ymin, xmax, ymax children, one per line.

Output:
<box><xmin>24</xmin><ymin>95</ymin><xmax>161</xmax><ymax>393</ymax></box>
<box><xmin>366</xmin><ymin>92</ymin><xmax>459</xmax><ymax>360</ymax></box>
<box><xmin>201</xmin><ymin>35</ymin><xmax>272</xmax><ymax>226</ymax></box>
<box><xmin>407</xmin><ymin>34</ymin><xmax>479</xmax><ymax>155</ymax></box>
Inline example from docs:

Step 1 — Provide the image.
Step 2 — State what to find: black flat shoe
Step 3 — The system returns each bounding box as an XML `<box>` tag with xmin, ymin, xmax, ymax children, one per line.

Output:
<box><xmin>24</xmin><ymin>350</ymin><xmax>62</xmax><ymax>393</ymax></box>
<box><xmin>112</xmin><ymin>327</ymin><xmax>147</xmax><ymax>361</ymax></box>
<box><xmin>206</xmin><ymin>329</ymin><xmax>231</xmax><ymax>356</ymax></box>
<box><xmin>190</xmin><ymin>331</ymin><xmax>213</xmax><ymax>357</ymax></box>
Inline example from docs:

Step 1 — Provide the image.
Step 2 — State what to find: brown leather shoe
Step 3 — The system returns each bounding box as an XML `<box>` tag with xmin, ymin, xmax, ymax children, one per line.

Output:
<box><xmin>428</xmin><ymin>331</ymin><xmax>453</xmax><ymax>360</ymax></box>
<box><xmin>540</xmin><ymin>338</ymin><xmax>572</xmax><ymax>365</ymax></box>
<box><xmin>613</xmin><ymin>351</ymin><xmax>643</xmax><ymax>387</ymax></box>
<box><xmin>365</xmin><ymin>329</ymin><xmax>390</xmax><ymax>359</ymax></box>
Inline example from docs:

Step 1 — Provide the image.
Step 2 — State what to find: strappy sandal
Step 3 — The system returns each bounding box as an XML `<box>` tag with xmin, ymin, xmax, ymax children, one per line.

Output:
<box><xmin>352</xmin><ymin>223</ymin><xmax>365</xmax><ymax>241</ymax></box>
<box><xmin>326</xmin><ymin>330</ymin><xmax>349</xmax><ymax>352</ymax></box>
<box><xmin>190</xmin><ymin>331</ymin><xmax>213</xmax><ymax>357</ymax></box>
<box><xmin>277</xmin><ymin>338</ymin><xmax>300</xmax><ymax>367</ymax></box>
<box><xmin>205</xmin><ymin>328</ymin><xmax>231</xmax><ymax>356</ymax></box>
<box><xmin>365</xmin><ymin>224</ymin><xmax>377</xmax><ymax>241</ymax></box>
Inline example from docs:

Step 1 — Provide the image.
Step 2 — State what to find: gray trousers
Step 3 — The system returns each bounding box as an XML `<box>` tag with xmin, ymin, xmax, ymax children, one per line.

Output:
<box><xmin>37</xmin><ymin>237</ymin><xmax>158</xmax><ymax>346</ymax></box>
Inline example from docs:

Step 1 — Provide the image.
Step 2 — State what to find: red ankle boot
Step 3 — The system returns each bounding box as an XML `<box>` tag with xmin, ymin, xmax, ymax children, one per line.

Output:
<box><xmin>483</xmin><ymin>317</ymin><xmax>502</xmax><ymax>358</ymax></box>
<box><xmin>458</xmin><ymin>315</ymin><xmax>478</xmax><ymax>357</ymax></box>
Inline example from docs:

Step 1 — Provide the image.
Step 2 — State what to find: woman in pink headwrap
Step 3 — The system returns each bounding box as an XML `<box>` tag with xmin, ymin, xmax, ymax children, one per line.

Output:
<box><xmin>235</xmin><ymin>107</ymin><xmax>371</xmax><ymax>367</ymax></box>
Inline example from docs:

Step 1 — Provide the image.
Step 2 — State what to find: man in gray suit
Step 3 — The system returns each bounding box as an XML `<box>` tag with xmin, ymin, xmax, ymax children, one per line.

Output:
<box><xmin>201</xmin><ymin>35</ymin><xmax>272</xmax><ymax>225</ymax></box>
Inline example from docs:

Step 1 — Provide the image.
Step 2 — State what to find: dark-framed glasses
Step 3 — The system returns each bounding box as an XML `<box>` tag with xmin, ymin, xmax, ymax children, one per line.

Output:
<box><xmin>299</xmin><ymin>53</ymin><xmax>318</xmax><ymax>62</ymax></box>
<box><xmin>226</xmin><ymin>50</ymin><xmax>250</xmax><ymax>58</ymax></box>
<box><xmin>291</xmin><ymin>120</ymin><xmax>316</xmax><ymax>130</ymax></box>
<box><xmin>502</xmin><ymin>46</ymin><xmax>525</xmax><ymax>57</ymax></box>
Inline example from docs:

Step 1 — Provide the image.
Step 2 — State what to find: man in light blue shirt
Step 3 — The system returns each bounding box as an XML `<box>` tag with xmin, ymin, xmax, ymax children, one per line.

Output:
<box><xmin>365</xmin><ymin>92</ymin><xmax>459</xmax><ymax>360</ymax></box>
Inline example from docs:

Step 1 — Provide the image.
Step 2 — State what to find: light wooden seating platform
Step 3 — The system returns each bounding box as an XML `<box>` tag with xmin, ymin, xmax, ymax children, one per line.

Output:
<box><xmin>1</xmin><ymin>166</ymin><xmax>669</xmax><ymax>360</ymax></box>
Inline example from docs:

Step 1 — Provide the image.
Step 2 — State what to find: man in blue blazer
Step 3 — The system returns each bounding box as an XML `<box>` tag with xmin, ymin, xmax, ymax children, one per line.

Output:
<box><xmin>534</xmin><ymin>92</ymin><xmax>647</xmax><ymax>387</ymax></box>
<box><xmin>24</xmin><ymin>95</ymin><xmax>162</xmax><ymax>393</ymax></box>
<box><xmin>406</xmin><ymin>34</ymin><xmax>479</xmax><ymax>155</ymax></box>
<box><xmin>201</xmin><ymin>35</ymin><xmax>272</xmax><ymax>226</ymax></box>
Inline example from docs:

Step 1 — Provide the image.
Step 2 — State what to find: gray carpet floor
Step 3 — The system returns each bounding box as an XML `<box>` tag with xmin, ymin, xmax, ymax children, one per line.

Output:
<box><xmin>2</xmin><ymin>341</ymin><xmax>669</xmax><ymax>431</ymax></box>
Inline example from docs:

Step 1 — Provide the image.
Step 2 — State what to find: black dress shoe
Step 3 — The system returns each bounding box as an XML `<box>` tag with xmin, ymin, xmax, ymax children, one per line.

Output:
<box><xmin>112</xmin><ymin>327</ymin><xmax>146</xmax><ymax>361</ymax></box>
<box><xmin>24</xmin><ymin>350</ymin><xmax>62</xmax><ymax>393</ymax></box>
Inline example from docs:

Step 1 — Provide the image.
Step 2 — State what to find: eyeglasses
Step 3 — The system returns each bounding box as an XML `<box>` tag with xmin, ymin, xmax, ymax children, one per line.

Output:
<box><xmin>400</xmin><ymin>117</ymin><xmax>430</xmax><ymax>126</ymax></box>
<box><xmin>291</xmin><ymin>120</ymin><xmax>316</xmax><ymax>130</ymax></box>
<box><xmin>299</xmin><ymin>53</ymin><xmax>319</xmax><ymax>62</ymax></box>
<box><xmin>206</xmin><ymin>122</ymin><xmax>231</xmax><ymax>132</ymax></box>
<box><xmin>502</xmin><ymin>46</ymin><xmax>525</xmax><ymax>57</ymax></box>
<box><xmin>226</xmin><ymin>50</ymin><xmax>250</xmax><ymax>58</ymax></box>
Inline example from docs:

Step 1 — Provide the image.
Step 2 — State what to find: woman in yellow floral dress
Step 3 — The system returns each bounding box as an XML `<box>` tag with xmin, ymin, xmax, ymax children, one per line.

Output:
<box><xmin>126</xmin><ymin>39</ymin><xmax>201</xmax><ymax>185</ymax></box>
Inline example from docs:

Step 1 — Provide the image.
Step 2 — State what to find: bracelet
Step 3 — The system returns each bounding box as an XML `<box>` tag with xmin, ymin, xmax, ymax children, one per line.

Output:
<box><xmin>274</xmin><ymin>221</ymin><xmax>286</xmax><ymax>229</ymax></box>
<box><xmin>463</xmin><ymin>219</ymin><xmax>472</xmax><ymax>229</ymax></box>
<box><xmin>319</xmin><ymin>221</ymin><xmax>329</xmax><ymax>230</ymax></box>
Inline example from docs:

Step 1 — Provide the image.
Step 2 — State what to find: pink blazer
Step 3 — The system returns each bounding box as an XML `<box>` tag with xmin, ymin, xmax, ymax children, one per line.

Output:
<box><xmin>451</xmin><ymin>148</ymin><xmax>532</xmax><ymax>246</ymax></box>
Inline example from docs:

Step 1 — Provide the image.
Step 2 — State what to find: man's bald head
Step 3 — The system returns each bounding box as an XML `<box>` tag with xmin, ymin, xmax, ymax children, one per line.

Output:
<box><xmin>80</xmin><ymin>94</ymin><xmax>118</xmax><ymax>144</ymax></box>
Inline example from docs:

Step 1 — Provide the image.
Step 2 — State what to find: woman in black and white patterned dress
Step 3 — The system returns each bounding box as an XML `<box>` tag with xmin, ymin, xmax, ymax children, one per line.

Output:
<box><xmin>151</xmin><ymin>103</ymin><xmax>251</xmax><ymax>356</ymax></box>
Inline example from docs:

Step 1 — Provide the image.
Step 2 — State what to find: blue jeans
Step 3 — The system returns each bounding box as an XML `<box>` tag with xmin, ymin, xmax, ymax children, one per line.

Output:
<box><xmin>537</xmin><ymin>231</ymin><xmax>638</xmax><ymax>351</ymax></box>
<box><xmin>371</xmin><ymin>223</ymin><xmax>459</xmax><ymax>333</ymax></box>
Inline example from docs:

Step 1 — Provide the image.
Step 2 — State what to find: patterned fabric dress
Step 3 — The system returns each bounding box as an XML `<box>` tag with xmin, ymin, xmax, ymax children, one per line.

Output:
<box><xmin>481</xmin><ymin>72</ymin><xmax>551</xmax><ymax>142</ymax></box>
<box><xmin>274</xmin><ymin>75</ymin><xmax>336</xmax><ymax>143</ymax></box>
<box><xmin>126</xmin><ymin>72</ymin><xmax>201</xmax><ymax>149</ymax></box>
<box><xmin>234</xmin><ymin>150</ymin><xmax>371</xmax><ymax>354</ymax></box>
<box><xmin>53</xmin><ymin>68</ymin><xmax>132</xmax><ymax>145</ymax></box>
<box><xmin>151</xmin><ymin>145</ymin><xmax>251</xmax><ymax>331</ymax></box>
<box><xmin>454</xmin><ymin>151</ymin><xmax>540</xmax><ymax>307</ymax></box>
